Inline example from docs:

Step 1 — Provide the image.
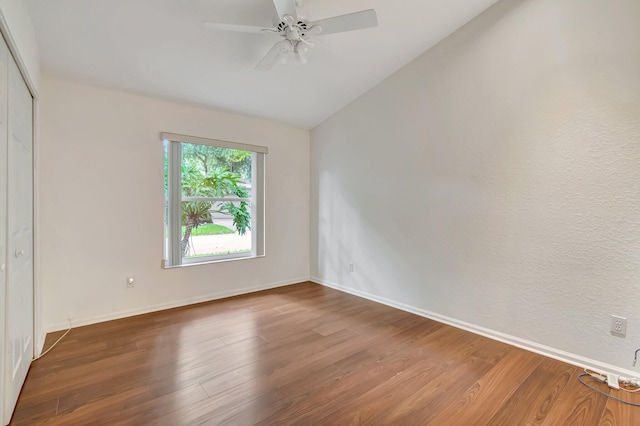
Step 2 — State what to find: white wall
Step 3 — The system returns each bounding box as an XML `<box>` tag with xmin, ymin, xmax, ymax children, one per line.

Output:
<box><xmin>311</xmin><ymin>0</ymin><xmax>640</xmax><ymax>372</ymax></box>
<box><xmin>40</xmin><ymin>77</ymin><xmax>310</xmax><ymax>330</ymax></box>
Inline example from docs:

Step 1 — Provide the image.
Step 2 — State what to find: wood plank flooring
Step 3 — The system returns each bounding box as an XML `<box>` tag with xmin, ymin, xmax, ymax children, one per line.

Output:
<box><xmin>10</xmin><ymin>282</ymin><xmax>639</xmax><ymax>425</ymax></box>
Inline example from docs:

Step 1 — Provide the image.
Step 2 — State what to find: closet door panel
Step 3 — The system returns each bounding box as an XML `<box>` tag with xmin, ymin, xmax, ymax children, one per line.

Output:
<box><xmin>4</xmin><ymin>51</ymin><xmax>33</xmax><ymax>424</ymax></box>
<box><xmin>0</xmin><ymin>32</ymin><xmax>6</xmax><ymax>426</ymax></box>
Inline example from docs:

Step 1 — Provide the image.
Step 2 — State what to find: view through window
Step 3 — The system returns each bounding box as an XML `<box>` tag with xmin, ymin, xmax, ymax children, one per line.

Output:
<box><xmin>163</xmin><ymin>133</ymin><xmax>266</xmax><ymax>266</ymax></box>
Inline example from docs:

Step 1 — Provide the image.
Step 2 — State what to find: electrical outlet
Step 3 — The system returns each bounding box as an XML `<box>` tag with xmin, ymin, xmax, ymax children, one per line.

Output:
<box><xmin>348</xmin><ymin>262</ymin><xmax>354</xmax><ymax>272</ymax></box>
<box><xmin>126</xmin><ymin>277</ymin><xmax>135</xmax><ymax>288</ymax></box>
<box><xmin>611</xmin><ymin>315</ymin><xmax>627</xmax><ymax>337</ymax></box>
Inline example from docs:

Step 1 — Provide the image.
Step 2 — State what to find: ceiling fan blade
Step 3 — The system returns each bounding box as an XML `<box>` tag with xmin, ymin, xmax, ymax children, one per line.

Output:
<box><xmin>310</xmin><ymin>9</ymin><xmax>378</xmax><ymax>36</ymax></box>
<box><xmin>273</xmin><ymin>0</ymin><xmax>298</xmax><ymax>21</ymax></box>
<box><xmin>256</xmin><ymin>40</ymin><xmax>291</xmax><ymax>71</ymax></box>
<box><xmin>203</xmin><ymin>22</ymin><xmax>268</xmax><ymax>34</ymax></box>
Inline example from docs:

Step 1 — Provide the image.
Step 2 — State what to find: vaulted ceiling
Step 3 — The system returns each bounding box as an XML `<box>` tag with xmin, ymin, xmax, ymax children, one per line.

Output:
<box><xmin>27</xmin><ymin>0</ymin><xmax>499</xmax><ymax>128</ymax></box>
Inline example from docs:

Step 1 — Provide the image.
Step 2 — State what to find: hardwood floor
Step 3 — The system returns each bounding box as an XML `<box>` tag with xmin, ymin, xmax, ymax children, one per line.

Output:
<box><xmin>10</xmin><ymin>282</ymin><xmax>638</xmax><ymax>425</ymax></box>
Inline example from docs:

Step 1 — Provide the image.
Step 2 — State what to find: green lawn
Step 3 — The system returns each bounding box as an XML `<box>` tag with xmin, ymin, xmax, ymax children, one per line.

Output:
<box><xmin>183</xmin><ymin>223</ymin><xmax>234</xmax><ymax>236</ymax></box>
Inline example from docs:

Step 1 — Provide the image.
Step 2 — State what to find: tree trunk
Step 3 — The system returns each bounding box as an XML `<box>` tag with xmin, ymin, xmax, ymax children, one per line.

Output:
<box><xmin>181</xmin><ymin>219</ymin><xmax>195</xmax><ymax>256</ymax></box>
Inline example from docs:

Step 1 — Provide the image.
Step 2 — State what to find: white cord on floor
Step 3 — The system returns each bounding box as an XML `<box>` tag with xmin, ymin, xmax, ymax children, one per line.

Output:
<box><xmin>578</xmin><ymin>374</ymin><xmax>640</xmax><ymax>407</ymax></box>
<box><xmin>33</xmin><ymin>319</ymin><xmax>72</xmax><ymax>361</ymax></box>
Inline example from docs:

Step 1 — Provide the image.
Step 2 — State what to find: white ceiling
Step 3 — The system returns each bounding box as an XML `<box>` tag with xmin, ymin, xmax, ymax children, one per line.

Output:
<box><xmin>27</xmin><ymin>0</ymin><xmax>499</xmax><ymax>129</ymax></box>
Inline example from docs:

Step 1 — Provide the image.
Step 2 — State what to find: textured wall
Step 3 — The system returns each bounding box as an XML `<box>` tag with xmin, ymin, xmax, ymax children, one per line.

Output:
<box><xmin>311</xmin><ymin>0</ymin><xmax>640</xmax><ymax>370</ymax></box>
<box><xmin>39</xmin><ymin>77</ymin><xmax>310</xmax><ymax>330</ymax></box>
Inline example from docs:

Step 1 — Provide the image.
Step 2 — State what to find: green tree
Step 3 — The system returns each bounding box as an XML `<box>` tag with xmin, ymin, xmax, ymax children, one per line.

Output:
<box><xmin>181</xmin><ymin>164</ymin><xmax>250</xmax><ymax>257</ymax></box>
<box><xmin>182</xmin><ymin>145</ymin><xmax>252</xmax><ymax>179</ymax></box>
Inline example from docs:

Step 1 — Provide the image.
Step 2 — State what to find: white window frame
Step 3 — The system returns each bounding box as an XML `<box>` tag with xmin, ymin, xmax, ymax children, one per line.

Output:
<box><xmin>162</xmin><ymin>132</ymin><xmax>267</xmax><ymax>267</ymax></box>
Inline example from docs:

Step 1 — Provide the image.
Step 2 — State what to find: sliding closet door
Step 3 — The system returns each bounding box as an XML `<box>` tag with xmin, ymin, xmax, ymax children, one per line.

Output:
<box><xmin>4</xmin><ymin>48</ymin><xmax>33</xmax><ymax>423</ymax></box>
<box><xmin>0</xmin><ymin>32</ymin><xmax>7</xmax><ymax>426</ymax></box>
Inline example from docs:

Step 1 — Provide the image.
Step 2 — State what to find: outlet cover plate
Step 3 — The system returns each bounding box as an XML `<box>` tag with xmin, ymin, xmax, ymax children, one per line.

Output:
<box><xmin>610</xmin><ymin>315</ymin><xmax>627</xmax><ymax>337</ymax></box>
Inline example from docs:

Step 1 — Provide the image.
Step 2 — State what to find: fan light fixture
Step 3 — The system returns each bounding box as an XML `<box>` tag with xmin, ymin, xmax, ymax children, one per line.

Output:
<box><xmin>203</xmin><ymin>0</ymin><xmax>378</xmax><ymax>70</ymax></box>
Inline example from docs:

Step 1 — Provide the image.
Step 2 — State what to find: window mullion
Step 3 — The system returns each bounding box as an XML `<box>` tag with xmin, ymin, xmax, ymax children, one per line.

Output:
<box><xmin>181</xmin><ymin>197</ymin><xmax>250</xmax><ymax>203</ymax></box>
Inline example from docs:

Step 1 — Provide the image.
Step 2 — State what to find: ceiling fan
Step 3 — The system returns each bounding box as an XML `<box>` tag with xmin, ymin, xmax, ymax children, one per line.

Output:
<box><xmin>203</xmin><ymin>0</ymin><xmax>378</xmax><ymax>70</ymax></box>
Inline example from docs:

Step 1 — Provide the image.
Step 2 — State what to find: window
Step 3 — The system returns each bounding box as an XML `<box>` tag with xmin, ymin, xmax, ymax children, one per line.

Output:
<box><xmin>162</xmin><ymin>132</ymin><xmax>266</xmax><ymax>267</ymax></box>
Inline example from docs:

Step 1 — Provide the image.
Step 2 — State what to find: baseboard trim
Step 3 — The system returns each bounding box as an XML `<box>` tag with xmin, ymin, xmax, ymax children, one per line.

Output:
<box><xmin>311</xmin><ymin>276</ymin><xmax>639</xmax><ymax>379</ymax></box>
<box><xmin>45</xmin><ymin>276</ymin><xmax>311</xmax><ymax>333</ymax></box>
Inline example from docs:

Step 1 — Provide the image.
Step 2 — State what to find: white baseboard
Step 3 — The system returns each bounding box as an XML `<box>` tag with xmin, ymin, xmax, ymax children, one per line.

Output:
<box><xmin>311</xmin><ymin>276</ymin><xmax>639</xmax><ymax>379</ymax></box>
<box><xmin>45</xmin><ymin>276</ymin><xmax>310</xmax><ymax>333</ymax></box>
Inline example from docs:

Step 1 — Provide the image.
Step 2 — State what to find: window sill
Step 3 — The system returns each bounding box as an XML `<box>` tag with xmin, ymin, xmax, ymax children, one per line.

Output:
<box><xmin>162</xmin><ymin>254</ymin><xmax>265</xmax><ymax>269</ymax></box>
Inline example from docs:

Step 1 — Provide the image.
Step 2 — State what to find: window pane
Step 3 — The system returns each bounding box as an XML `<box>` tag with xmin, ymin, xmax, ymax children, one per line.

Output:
<box><xmin>181</xmin><ymin>201</ymin><xmax>252</xmax><ymax>259</ymax></box>
<box><xmin>179</xmin><ymin>142</ymin><xmax>253</xmax><ymax>261</ymax></box>
<box><xmin>181</xmin><ymin>143</ymin><xmax>252</xmax><ymax>198</ymax></box>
